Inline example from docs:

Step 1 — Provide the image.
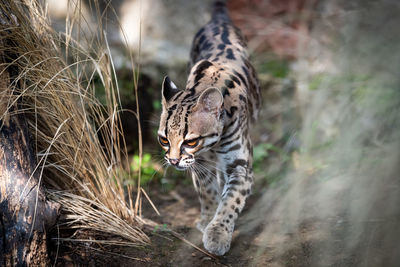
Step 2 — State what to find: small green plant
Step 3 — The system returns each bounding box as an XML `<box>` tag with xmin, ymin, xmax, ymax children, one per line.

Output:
<box><xmin>254</xmin><ymin>142</ymin><xmax>290</xmax><ymax>165</ymax></box>
<box><xmin>128</xmin><ymin>153</ymin><xmax>160</xmax><ymax>186</ymax></box>
<box><xmin>152</xmin><ymin>98</ymin><xmax>161</xmax><ymax>111</ymax></box>
<box><xmin>259</xmin><ymin>59</ymin><xmax>289</xmax><ymax>78</ymax></box>
<box><xmin>253</xmin><ymin>143</ymin><xmax>291</xmax><ymax>184</ymax></box>
<box><xmin>253</xmin><ymin>143</ymin><xmax>274</xmax><ymax>163</ymax></box>
<box><xmin>153</xmin><ymin>223</ymin><xmax>168</xmax><ymax>233</ymax></box>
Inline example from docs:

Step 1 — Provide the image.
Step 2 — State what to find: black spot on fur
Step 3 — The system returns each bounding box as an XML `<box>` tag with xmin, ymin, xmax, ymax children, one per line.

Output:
<box><xmin>226</xmin><ymin>159</ymin><xmax>248</xmax><ymax>176</ymax></box>
<box><xmin>182</xmin><ymin>103</ymin><xmax>194</xmax><ymax>138</ymax></box>
<box><xmin>168</xmin><ymin>104</ymin><xmax>177</xmax><ymax>111</ymax></box>
<box><xmin>234</xmin><ymin>208</ymin><xmax>240</xmax><ymax>214</ymax></box>
<box><xmin>217</xmin><ymin>44</ymin><xmax>225</xmax><ymax>50</ymax></box>
<box><xmin>204</xmin><ymin>140</ymin><xmax>218</xmax><ymax>149</ymax></box>
<box><xmin>171</xmin><ymin>91</ymin><xmax>184</xmax><ymax>102</ymax></box>
<box><xmin>185</xmin><ymin>82</ymin><xmax>199</xmax><ymax>98</ymax></box>
<box><xmin>194</xmin><ymin>60</ymin><xmax>213</xmax><ymax>83</ymax></box>
<box><xmin>194</xmin><ymin>28</ymin><xmax>205</xmax><ymax>40</ymax></box>
<box><xmin>229</xmin><ymin>214</ymin><xmax>233</xmax><ymax>219</ymax></box>
<box><xmin>227</xmin><ymin>144</ymin><xmax>241</xmax><ymax>152</ymax></box>
<box><xmin>198</xmin><ymin>34</ymin><xmax>206</xmax><ymax>45</ymax></box>
<box><xmin>213</xmin><ymin>26</ymin><xmax>220</xmax><ymax>36</ymax></box>
<box><xmin>224</xmin><ymin>79</ymin><xmax>234</xmax><ymax>88</ymax></box>
<box><xmin>226</xmin><ymin>48</ymin><xmax>236</xmax><ymax>60</ymax></box>
<box><xmin>225</xmin><ymin>106</ymin><xmax>238</xmax><ymax>118</ymax></box>
<box><xmin>221</xmin><ymin>25</ymin><xmax>232</xmax><ymax>45</ymax></box>
<box><xmin>222</xmin><ymin>86</ymin><xmax>229</xmax><ymax>97</ymax></box>
<box><xmin>242</xmin><ymin>65</ymin><xmax>250</xmax><ymax>80</ymax></box>
<box><xmin>165</xmin><ymin>104</ymin><xmax>177</xmax><ymax>136</ymax></box>
<box><xmin>229</xmin><ymin>74</ymin><xmax>241</xmax><ymax>85</ymax></box>
<box><xmin>219</xmin><ymin>136</ymin><xmax>238</xmax><ymax>148</ymax></box>
<box><xmin>239</xmin><ymin>94</ymin><xmax>246</xmax><ymax>102</ymax></box>
<box><xmin>240</xmin><ymin>189</ymin><xmax>247</xmax><ymax>196</ymax></box>
<box><xmin>220</xmin><ymin>122</ymin><xmax>240</xmax><ymax>141</ymax></box>
<box><xmin>233</xmin><ymin>70</ymin><xmax>248</xmax><ymax>87</ymax></box>
<box><xmin>228</xmin><ymin>179</ymin><xmax>241</xmax><ymax>185</ymax></box>
<box><xmin>219</xmin><ymin>139</ymin><xmax>235</xmax><ymax>148</ymax></box>
<box><xmin>236</xmin><ymin>198</ymin><xmax>241</xmax><ymax>205</ymax></box>
<box><xmin>204</xmin><ymin>53</ymin><xmax>212</xmax><ymax>59</ymax></box>
<box><xmin>202</xmin><ymin>41</ymin><xmax>213</xmax><ymax>51</ymax></box>
<box><xmin>216</xmin><ymin>50</ymin><xmax>224</xmax><ymax>57</ymax></box>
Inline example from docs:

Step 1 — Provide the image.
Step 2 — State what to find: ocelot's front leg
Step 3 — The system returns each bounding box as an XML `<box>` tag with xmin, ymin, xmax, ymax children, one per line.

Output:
<box><xmin>192</xmin><ymin>154</ymin><xmax>221</xmax><ymax>233</ymax></box>
<box><xmin>202</xmin><ymin>141</ymin><xmax>253</xmax><ymax>255</ymax></box>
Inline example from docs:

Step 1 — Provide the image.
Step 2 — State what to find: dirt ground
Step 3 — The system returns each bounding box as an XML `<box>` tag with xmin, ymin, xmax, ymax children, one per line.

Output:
<box><xmin>52</xmin><ymin>179</ymin><xmax>396</xmax><ymax>267</ymax></box>
<box><xmin>50</xmin><ymin>181</ymin><xmax>334</xmax><ymax>267</ymax></box>
<box><xmin>51</xmin><ymin>185</ymin><xmax>285</xmax><ymax>266</ymax></box>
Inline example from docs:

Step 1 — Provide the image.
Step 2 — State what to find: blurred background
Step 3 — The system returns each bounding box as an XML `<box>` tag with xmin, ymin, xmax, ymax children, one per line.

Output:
<box><xmin>42</xmin><ymin>0</ymin><xmax>400</xmax><ymax>265</ymax></box>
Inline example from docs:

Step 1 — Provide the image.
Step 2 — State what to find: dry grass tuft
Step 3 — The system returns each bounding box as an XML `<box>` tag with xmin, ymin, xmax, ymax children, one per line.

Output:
<box><xmin>0</xmin><ymin>0</ymin><xmax>149</xmax><ymax>246</ymax></box>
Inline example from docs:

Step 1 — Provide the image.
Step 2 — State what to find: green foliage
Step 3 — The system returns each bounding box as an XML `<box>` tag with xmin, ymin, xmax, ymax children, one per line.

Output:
<box><xmin>152</xmin><ymin>99</ymin><xmax>161</xmax><ymax>111</ymax></box>
<box><xmin>125</xmin><ymin>153</ymin><xmax>161</xmax><ymax>186</ymax></box>
<box><xmin>253</xmin><ymin>143</ymin><xmax>273</xmax><ymax>162</ymax></box>
<box><xmin>123</xmin><ymin>152</ymin><xmax>189</xmax><ymax>189</ymax></box>
<box><xmin>253</xmin><ymin>142</ymin><xmax>291</xmax><ymax>184</ymax></box>
<box><xmin>259</xmin><ymin>59</ymin><xmax>289</xmax><ymax>78</ymax></box>
<box><xmin>254</xmin><ymin>143</ymin><xmax>289</xmax><ymax>164</ymax></box>
<box><xmin>152</xmin><ymin>223</ymin><xmax>168</xmax><ymax>233</ymax></box>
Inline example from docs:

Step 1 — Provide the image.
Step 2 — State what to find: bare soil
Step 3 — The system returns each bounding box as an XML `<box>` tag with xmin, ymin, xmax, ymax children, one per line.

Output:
<box><xmin>50</xmin><ymin>182</ymin><xmax>320</xmax><ymax>267</ymax></box>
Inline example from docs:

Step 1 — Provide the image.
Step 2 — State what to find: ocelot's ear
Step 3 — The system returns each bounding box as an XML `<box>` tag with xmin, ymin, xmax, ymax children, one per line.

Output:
<box><xmin>162</xmin><ymin>76</ymin><xmax>180</xmax><ymax>103</ymax></box>
<box><xmin>194</xmin><ymin>87</ymin><xmax>224</xmax><ymax>115</ymax></box>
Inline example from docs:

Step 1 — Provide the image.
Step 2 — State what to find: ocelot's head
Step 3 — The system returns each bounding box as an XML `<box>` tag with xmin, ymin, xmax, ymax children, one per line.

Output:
<box><xmin>157</xmin><ymin>76</ymin><xmax>224</xmax><ymax>170</ymax></box>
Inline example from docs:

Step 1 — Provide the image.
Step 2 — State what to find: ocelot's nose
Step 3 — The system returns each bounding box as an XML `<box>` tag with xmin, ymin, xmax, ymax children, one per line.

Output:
<box><xmin>169</xmin><ymin>158</ymin><xmax>180</xmax><ymax>166</ymax></box>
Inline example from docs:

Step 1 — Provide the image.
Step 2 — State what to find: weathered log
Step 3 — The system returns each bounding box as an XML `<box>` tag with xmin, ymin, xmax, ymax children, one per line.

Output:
<box><xmin>0</xmin><ymin>23</ymin><xmax>59</xmax><ymax>267</ymax></box>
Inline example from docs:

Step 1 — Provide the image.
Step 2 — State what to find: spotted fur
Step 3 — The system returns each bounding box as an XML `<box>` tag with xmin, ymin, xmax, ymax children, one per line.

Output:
<box><xmin>157</xmin><ymin>1</ymin><xmax>261</xmax><ymax>255</ymax></box>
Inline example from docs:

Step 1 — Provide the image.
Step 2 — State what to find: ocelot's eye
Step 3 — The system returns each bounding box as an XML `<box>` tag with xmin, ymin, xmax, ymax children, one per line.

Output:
<box><xmin>184</xmin><ymin>139</ymin><xmax>199</xmax><ymax>148</ymax></box>
<box><xmin>158</xmin><ymin>136</ymin><xmax>169</xmax><ymax>146</ymax></box>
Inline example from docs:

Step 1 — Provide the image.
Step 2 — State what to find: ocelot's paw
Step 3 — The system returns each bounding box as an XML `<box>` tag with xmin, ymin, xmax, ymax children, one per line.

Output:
<box><xmin>202</xmin><ymin>223</ymin><xmax>232</xmax><ymax>256</ymax></box>
<box><xmin>196</xmin><ymin>214</ymin><xmax>213</xmax><ymax>233</ymax></box>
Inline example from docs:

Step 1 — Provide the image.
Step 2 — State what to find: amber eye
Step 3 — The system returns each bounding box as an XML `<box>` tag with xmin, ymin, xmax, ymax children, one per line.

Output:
<box><xmin>158</xmin><ymin>136</ymin><xmax>169</xmax><ymax>146</ymax></box>
<box><xmin>184</xmin><ymin>139</ymin><xmax>199</xmax><ymax>148</ymax></box>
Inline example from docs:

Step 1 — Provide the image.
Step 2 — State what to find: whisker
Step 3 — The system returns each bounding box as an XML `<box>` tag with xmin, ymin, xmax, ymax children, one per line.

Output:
<box><xmin>197</xmin><ymin>158</ymin><xmax>228</xmax><ymax>176</ymax></box>
<box><xmin>193</xmin><ymin>162</ymin><xmax>217</xmax><ymax>186</ymax></box>
<box><xmin>195</xmin><ymin>161</ymin><xmax>217</xmax><ymax>178</ymax></box>
<box><xmin>191</xmin><ymin>165</ymin><xmax>208</xmax><ymax>191</ymax></box>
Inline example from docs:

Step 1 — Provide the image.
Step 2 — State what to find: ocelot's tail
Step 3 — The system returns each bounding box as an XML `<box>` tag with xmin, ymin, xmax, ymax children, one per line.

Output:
<box><xmin>212</xmin><ymin>0</ymin><xmax>231</xmax><ymax>22</ymax></box>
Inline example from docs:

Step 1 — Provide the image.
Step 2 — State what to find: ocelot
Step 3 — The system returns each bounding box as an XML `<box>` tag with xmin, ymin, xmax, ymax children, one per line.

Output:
<box><xmin>157</xmin><ymin>1</ymin><xmax>261</xmax><ymax>255</ymax></box>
